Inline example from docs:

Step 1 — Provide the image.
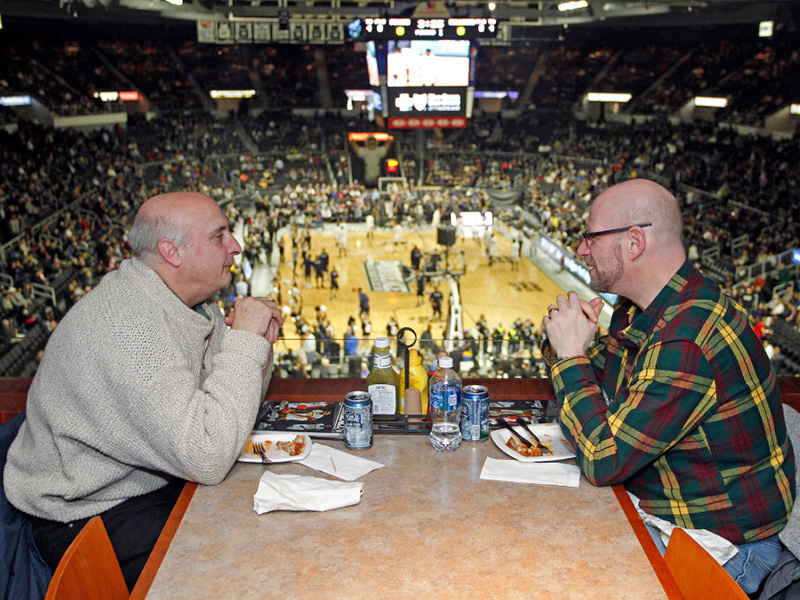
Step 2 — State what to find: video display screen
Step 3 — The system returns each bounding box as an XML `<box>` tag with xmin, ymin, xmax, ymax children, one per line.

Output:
<box><xmin>387</xmin><ymin>87</ymin><xmax>467</xmax><ymax>117</ymax></box>
<box><xmin>365</xmin><ymin>41</ymin><xmax>380</xmax><ymax>87</ymax></box>
<box><xmin>386</xmin><ymin>40</ymin><xmax>470</xmax><ymax>88</ymax></box>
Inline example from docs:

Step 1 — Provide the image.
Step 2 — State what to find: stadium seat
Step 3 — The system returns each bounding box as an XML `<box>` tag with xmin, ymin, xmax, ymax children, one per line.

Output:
<box><xmin>664</xmin><ymin>528</ymin><xmax>748</xmax><ymax>600</ymax></box>
<box><xmin>45</xmin><ymin>516</ymin><xmax>128</xmax><ymax>600</ymax></box>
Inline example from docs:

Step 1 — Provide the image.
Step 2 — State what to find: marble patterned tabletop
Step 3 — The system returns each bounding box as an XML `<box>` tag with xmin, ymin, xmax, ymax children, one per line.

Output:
<box><xmin>143</xmin><ymin>434</ymin><xmax>668</xmax><ymax>600</ymax></box>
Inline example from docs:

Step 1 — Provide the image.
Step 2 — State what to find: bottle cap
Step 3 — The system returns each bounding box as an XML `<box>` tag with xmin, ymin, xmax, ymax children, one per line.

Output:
<box><xmin>374</xmin><ymin>337</ymin><xmax>390</xmax><ymax>349</ymax></box>
<box><xmin>438</xmin><ymin>356</ymin><xmax>453</xmax><ymax>369</ymax></box>
<box><xmin>404</xmin><ymin>388</ymin><xmax>422</xmax><ymax>416</ymax></box>
<box><xmin>409</xmin><ymin>348</ymin><xmax>422</xmax><ymax>365</ymax></box>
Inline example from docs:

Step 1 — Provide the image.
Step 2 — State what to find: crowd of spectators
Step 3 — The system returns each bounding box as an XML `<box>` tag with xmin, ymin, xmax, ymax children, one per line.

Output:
<box><xmin>98</xmin><ymin>37</ymin><xmax>202</xmax><ymax>111</ymax></box>
<box><xmin>325</xmin><ymin>43</ymin><xmax>370</xmax><ymax>106</ymax></box>
<box><xmin>595</xmin><ymin>42</ymin><xmax>685</xmax><ymax>97</ymax></box>
<box><xmin>714</xmin><ymin>39</ymin><xmax>800</xmax><ymax>125</ymax></box>
<box><xmin>0</xmin><ymin>193</ymin><xmax>138</xmax><ymax>376</ymax></box>
<box><xmin>3</xmin><ymin>112</ymin><xmax>800</xmax><ymax>378</ymax></box>
<box><xmin>0</xmin><ymin>43</ymin><xmax>97</xmax><ymax>116</ymax></box>
<box><xmin>631</xmin><ymin>37</ymin><xmax>760</xmax><ymax>114</ymax></box>
<box><xmin>0</xmin><ymin>109</ymin><xmax>255</xmax><ymax>375</ymax></box>
<box><xmin>179</xmin><ymin>42</ymin><xmax>256</xmax><ymax>96</ymax></box>
<box><xmin>473</xmin><ymin>44</ymin><xmax>540</xmax><ymax>93</ymax></box>
<box><xmin>2</xmin><ymin>21</ymin><xmax>799</xmax><ymax>125</ymax></box>
<box><xmin>530</xmin><ymin>42</ymin><xmax>614</xmax><ymax>111</ymax></box>
<box><xmin>3</xmin><ymin>20</ymin><xmax>800</xmax><ymax>378</ymax></box>
<box><xmin>249</xmin><ymin>44</ymin><xmax>320</xmax><ymax>109</ymax></box>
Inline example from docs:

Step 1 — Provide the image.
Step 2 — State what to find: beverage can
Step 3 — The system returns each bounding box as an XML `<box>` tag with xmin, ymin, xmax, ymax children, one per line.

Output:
<box><xmin>460</xmin><ymin>385</ymin><xmax>489</xmax><ymax>442</ymax></box>
<box><xmin>344</xmin><ymin>391</ymin><xmax>373</xmax><ymax>450</ymax></box>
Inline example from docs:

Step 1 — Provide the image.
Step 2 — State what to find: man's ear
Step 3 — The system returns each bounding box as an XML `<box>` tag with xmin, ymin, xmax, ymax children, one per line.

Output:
<box><xmin>627</xmin><ymin>227</ymin><xmax>647</xmax><ymax>261</ymax></box>
<box><xmin>157</xmin><ymin>238</ymin><xmax>183</xmax><ymax>267</ymax></box>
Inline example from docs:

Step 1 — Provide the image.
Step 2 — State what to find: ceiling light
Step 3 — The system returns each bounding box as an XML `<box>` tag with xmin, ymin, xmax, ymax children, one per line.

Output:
<box><xmin>164</xmin><ymin>0</ymin><xmax>183</xmax><ymax>5</ymax></box>
<box><xmin>587</xmin><ymin>92</ymin><xmax>632</xmax><ymax>103</ymax></box>
<box><xmin>210</xmin><ymin>89</ymin><xmax>256</xmax><ymax>99</ymax></box>
<box><xmin>558</xmin><ymin>1</ymin><xmax>589</xmax><ymax>11</ymax></box>
<box><xmin>694</xmin><ymin>96</ymin><xmax>727</xmax><ymax>108</ymax></box>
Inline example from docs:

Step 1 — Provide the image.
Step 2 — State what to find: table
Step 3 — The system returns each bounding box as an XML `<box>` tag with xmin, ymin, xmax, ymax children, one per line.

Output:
<box><xmin>134</xmin><ymin>434</ymin><xmax>674</xmax><ymax>600</ymax></box>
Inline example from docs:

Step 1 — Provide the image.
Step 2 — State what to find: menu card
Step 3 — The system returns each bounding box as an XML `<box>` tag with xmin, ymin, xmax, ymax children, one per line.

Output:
<box><xmin>253</xmin><ymin>400</ymin><xmax>345</xmax><ymax>439</ymax></box>
<box><xmin>489</xmin><ymin>400</ymin><xmax>547</xmax><ymax>428</ymax></box>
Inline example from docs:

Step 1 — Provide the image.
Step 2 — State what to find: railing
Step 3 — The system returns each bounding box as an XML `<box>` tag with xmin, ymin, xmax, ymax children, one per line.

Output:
<box><xmin>273</xmin><ymin>335</ymin><xmax>549</xmax><ymax>380</ymax></box>
<box><xmin>29</xmin><ymin>283</ymin><xmax>57</xmax><ymax>308</ymax></box>
<box><xmin>0</xmin><ymin>187</ymin><xmax>99</xmax><ymax>262</ymax></box>
<box><xmin>735</xmin><ymin>248</ymin><xmax>800</xmax><ymax>284</ymax></box>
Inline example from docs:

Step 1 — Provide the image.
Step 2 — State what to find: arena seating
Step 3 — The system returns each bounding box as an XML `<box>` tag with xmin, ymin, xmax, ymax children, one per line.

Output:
<box><xmin>2</xmin><ymin>20</ymin><xmax>800</xmax><ymax>378</ymax></box>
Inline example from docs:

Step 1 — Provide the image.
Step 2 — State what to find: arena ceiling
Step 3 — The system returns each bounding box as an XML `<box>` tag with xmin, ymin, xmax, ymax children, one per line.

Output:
<box><xmin>0</xmin><ymin>0</ymin><xmax>796</xmax><ymax>29</ymax></box>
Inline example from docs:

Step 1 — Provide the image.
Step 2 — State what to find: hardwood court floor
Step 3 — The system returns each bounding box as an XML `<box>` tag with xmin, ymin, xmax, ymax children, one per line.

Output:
<box><xmin>270</xmin><ymin>226</ymin><xmax>567</xmax><ymax>351</ymax></box>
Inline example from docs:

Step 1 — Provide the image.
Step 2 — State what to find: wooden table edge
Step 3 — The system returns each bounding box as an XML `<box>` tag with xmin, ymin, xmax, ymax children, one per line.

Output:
<box><xmin>130</xmin><ymin>481</ymin><xmax>198</xmax><ymax>600</ymax></box>
<box><xmin>612</xmin><ymin>484</ymin><xmax>684</xmax><ymax>600</ymax></box>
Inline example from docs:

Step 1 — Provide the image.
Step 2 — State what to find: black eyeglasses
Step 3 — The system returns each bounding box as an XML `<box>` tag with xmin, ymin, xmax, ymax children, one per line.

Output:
<box><xmin>582</xmin><ymin>222</ymin><xmax>652</xmax><ymax>243</ymax></box>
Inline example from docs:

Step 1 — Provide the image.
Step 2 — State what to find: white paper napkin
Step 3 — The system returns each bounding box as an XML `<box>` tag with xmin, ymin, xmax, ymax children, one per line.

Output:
<box><xmin>628</xmin><ymin>492</ymin><xmax>738</xmax><ymax>564</ymax></box>
<box><xmin>480</xmin><ymin>457</ymin><xmax>581</xmax><ymax>488</ymax></box>
<box><xmin>298</xmin><ymin>442</ymin><xmax>385</xmax><ymax>481</ymax></box>
<box><xmin>253</xmin><ymin>471</ymin><xmax>363</xmax><ymax>514</ymax></box>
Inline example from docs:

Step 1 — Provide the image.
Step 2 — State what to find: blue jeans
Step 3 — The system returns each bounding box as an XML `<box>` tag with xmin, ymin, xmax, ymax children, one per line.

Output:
<box><xmin>723</xmin><ymin>534</ymin><xmax>783</xmax><ymax>594</ymax></box>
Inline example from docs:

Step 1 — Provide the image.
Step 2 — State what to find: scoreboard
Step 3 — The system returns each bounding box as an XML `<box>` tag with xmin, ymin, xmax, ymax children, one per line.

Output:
<box><xmin>349</xmin><ymin>17</ymin><xmax>498</xmax><ymax>40</ymax></box>
<box><xmin>363</xmin><ymin>37</ymin><xmax>480</xmax><ymax>129</ymax></box>
<box><xmin>349</xmin><ymin>14</ymin><xmax>496</xmax><ymax>129</ymax></box>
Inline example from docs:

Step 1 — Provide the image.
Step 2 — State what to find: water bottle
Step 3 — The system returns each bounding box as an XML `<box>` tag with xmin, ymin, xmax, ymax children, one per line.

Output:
<box><xmin>429</xmin><ymin>356</ymin><xmax>462</xmax><ymax>451</ymax></box>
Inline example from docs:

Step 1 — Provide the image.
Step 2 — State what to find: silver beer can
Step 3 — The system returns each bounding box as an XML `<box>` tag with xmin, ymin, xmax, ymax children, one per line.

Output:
<box><xmin>344</xmin><ymin>391</ymin><xmax>373</xmax><ymax>450</ymax></box>
<box><xmin>460</xmin><ymin>385</ymin><xmax>489</xmax><ymax>442</ymax></box>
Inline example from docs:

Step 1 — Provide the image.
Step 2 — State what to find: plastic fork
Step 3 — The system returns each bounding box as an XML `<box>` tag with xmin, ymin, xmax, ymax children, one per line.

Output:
<box><xmin>497</xmin><ymin>417</ymin><xmax>533</xmax><ymax>447</ymax></box>
<box><xmin>516</xmin><ymin>416</ymin><xmax>553</xmax><ymax>455</ymax></box>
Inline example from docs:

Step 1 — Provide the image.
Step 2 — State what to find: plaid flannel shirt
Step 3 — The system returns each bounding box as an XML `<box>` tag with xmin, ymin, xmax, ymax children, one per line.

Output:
<box><xmin>548</xmin><ymin>261</ymin><xmax>795</xmax><ymax>544</ymax></box>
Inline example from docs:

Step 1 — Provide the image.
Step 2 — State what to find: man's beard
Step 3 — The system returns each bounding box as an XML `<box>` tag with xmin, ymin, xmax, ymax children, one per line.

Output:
<box><xmin>589</xmin><ymin>243</ymin><xmax>624</xmax><ymax>293</ymax></box>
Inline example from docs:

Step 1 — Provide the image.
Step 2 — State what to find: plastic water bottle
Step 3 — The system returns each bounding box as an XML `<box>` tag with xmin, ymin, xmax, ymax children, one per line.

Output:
<box><xmin>429</xmin><ymin>356</ymin><xmax>462</xmax><ymax>451</ymax></box>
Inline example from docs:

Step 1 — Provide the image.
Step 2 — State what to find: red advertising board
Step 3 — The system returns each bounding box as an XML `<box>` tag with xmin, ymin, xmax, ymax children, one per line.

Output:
<box><xmin>388</xmin><ymin>116</ymin><xmax>468</xmax><ymax>129</ymax></box>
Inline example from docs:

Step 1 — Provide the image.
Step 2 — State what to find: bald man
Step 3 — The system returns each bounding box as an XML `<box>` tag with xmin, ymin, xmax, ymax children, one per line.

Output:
<box><xmin>4</xmin><ymin>192</ymin><xmax>283</xmax><ymax>590</ymax></box>
<box><xmin>542</xmin><ymin>179</ymin><xmax>794</xmax><ymax>593</ymax></box>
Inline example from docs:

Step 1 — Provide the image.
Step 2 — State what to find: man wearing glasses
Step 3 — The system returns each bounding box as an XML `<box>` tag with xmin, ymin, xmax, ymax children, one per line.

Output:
<box><xmin>543</xmin><ymin>178</ymin><xmax>794</xmax><ymax>594</ymax></box>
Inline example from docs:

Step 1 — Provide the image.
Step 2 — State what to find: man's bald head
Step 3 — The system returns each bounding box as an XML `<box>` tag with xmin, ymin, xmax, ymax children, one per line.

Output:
<box><xmin>592</xmin><ymin>179</ymin><xmax>683</xmax><ymax>249</ymax></box>
<box><xmin>128</xmin><ymin>191</ymin><xmax>241</xmax><ymax>306</ymax></box>
<box><xmin>128</xmin><ymin>192</ymin><xmax>217</xmax><ymax>262</ymax></box>
<box><xmin>582</xmin><ymin>179</ymin><xmax>686</xmax><ymax>308</ymax></box>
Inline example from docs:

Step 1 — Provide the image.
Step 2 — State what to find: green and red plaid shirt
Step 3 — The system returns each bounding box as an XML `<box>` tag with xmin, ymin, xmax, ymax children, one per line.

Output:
<box><xmin>548</xmin><ymin>261</ymin><xmax>795</xmax><ymax>544</ymax></box>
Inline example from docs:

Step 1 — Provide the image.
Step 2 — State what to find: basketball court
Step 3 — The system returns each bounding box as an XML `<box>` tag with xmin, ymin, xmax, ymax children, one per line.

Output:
<box><xmin>240</xmin><ymin>219</ymin><xmax>608</xmax><ymax>357</ymax></box>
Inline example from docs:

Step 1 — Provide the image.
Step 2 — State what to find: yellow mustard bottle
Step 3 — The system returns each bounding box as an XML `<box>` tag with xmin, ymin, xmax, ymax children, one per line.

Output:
<box><xmin>400</xmin><ymin>349</ymin><xmax>429</xmax><ymax>415</ymax></box>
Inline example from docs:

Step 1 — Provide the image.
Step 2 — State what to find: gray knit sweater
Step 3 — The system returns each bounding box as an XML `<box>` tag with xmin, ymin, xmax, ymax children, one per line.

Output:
<box><xmin>4</xmin><ymin>258</ymin><xmax>273</xmax><ymax>522</ymax></box>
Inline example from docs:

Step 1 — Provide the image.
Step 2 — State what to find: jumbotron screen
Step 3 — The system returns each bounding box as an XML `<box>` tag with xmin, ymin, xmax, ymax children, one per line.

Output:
<box><xmin>386</xmin><ymin>40</ymin><xmax>470</xmax><ymax>88</ymax></box>
<box><xmin>363</xmin><ymin>38</ymin><xmax>475</xmax><ymax>127</ymax></box>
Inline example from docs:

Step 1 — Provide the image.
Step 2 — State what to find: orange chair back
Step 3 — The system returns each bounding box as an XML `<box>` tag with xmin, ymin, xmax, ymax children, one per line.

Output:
<box><xmin>45</xmin><ymin>516</ymin><xmax>129</xmax><ymax>600</ymax></box>
<box><xmin>664</xmin><ymin>528</ymin><xmax>748</xmax><ymax>600</ymax></box>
